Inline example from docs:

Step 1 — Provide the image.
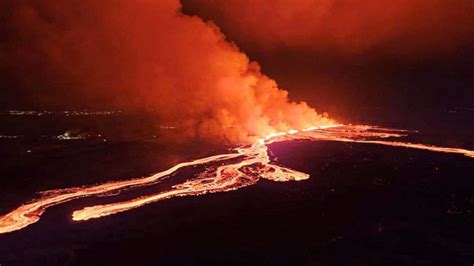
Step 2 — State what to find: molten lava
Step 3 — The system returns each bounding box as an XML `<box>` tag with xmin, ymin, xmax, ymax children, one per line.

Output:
<box><xmin>0</xmin><ymin>125</ymin><xmax>473</xmax><ymax>234</ymax></box>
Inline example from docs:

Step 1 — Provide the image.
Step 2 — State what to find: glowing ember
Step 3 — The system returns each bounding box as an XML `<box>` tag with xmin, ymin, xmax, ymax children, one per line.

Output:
<box><xmin>0</xmin><ymin>125</ymin><xmax>473</xmax><ymax>234</ymax></box>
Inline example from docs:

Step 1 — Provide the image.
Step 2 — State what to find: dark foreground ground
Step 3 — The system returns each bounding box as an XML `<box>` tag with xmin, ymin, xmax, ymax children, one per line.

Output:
<box><xmin>0</xmin><ymin>108</ymin><xmax>473</xmax><ymax>266</ymax></box>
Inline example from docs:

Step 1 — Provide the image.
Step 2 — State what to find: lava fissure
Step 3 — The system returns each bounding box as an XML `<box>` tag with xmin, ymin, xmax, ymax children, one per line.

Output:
<box><xmin>0</xmin><ymin>125</ymin><xmax>473</xmax><ymax>234</ymax></box>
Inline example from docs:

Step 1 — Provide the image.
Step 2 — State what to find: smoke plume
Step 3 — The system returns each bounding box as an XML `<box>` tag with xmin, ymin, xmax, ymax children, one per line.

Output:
<box><xmin>0</xmin><ymin>0</ymin><xmax>332</xmax><ymax>144</ymax></box>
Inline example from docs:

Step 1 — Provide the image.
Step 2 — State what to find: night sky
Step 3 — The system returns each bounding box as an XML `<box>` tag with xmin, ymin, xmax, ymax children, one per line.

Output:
<box><xmin>182</xmin><ymin>0</ymin><xmax>474</xmax><ymax>118</ymax></box>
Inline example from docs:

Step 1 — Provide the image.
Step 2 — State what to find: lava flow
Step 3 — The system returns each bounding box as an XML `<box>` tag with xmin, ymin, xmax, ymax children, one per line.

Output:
<box><xmin>1</xmin><ymin>125</ymin><xmax>473</xmax><ymax>234</ymax></box>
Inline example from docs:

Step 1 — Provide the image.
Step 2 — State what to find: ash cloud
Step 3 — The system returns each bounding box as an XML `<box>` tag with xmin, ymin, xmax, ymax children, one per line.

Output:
<box><xmin>0</xmin><ymin>0</ymin><xmax>332</xmax><ymax>144</ymax></box>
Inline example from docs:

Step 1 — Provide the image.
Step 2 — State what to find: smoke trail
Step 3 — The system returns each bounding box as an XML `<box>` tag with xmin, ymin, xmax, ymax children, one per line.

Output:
<box><xmin>0</xmin><ymin>0</ymin><xmax>332</xmax><ymax>144</ymax></box>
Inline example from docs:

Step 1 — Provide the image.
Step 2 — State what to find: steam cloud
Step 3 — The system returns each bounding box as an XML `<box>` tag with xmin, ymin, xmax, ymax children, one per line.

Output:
<box><xmin>0</xmin><ymin>0</ymin><xmax>332</xmax><ymax>143</ymax></box>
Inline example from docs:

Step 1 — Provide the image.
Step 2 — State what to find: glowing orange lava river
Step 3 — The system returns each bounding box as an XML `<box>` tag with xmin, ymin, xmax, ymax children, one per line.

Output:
<box><xmin>1</xmin><ymin>125</ymin><xmax>473</xmax><ymax>234</ymax></box>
